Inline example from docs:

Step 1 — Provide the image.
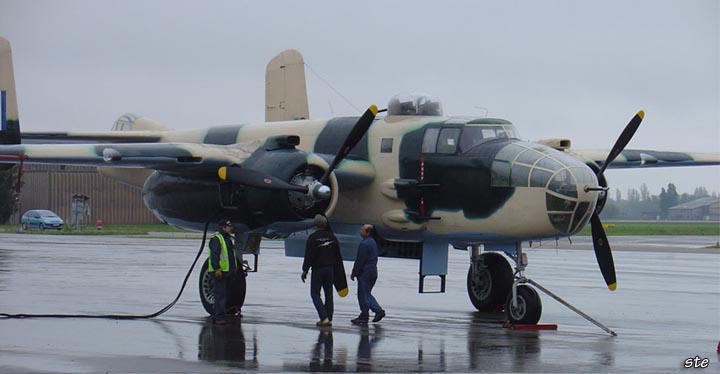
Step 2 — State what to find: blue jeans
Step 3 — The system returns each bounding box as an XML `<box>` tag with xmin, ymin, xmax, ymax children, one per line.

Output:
<box><xmin>311</xmin><ymin>265</ymin><xmax>334</xmax><ymax>321</ymax></box>
<box><xmin>357</xmin><ymin>269</ymin><xmax>382</xmax><ymax>317</ymax></box>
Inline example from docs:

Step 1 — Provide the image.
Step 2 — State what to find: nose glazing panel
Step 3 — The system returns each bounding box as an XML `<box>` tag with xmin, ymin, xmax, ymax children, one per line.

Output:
<box><xmin>491</xmin><ymin>141</ymin><xmax>597</xmax><ymax>233</ymax></box>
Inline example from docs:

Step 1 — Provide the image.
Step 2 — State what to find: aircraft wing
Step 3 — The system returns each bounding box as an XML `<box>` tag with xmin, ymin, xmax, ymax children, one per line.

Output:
<box><xmin>0</xmin><ymin>142</ymin><xmax>255</xmax><ymax>174</ymax></box>
<box><xmin>571</xmin><ymin>149</ymin><xmax>720</xmax><ymax>169</ymax></box>
<box><xmin>21</xmin><ymin>131</ymin><xmax>165</xmax><ymax>144</ymax></box>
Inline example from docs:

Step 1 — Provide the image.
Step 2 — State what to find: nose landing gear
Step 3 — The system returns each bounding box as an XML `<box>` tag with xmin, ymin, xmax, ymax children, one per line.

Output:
<box><xmin>466</xmin><ymin>242</ymin><xmax>617</xmax><ymax>335</ymax></box>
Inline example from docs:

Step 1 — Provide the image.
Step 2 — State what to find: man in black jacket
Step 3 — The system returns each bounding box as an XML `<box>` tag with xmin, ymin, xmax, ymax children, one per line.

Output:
<box><xmin>302</xmin><ymin>215</ymin><xmax>342</xmax><ymax>327</ymax></box>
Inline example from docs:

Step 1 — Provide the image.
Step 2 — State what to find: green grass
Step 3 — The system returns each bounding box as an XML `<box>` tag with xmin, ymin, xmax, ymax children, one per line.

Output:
<box><xmin>575</xmin><ymin>222</ymin><xmax>720</xmax><ymax>236</ymax></box>
<box><xmin>0</xmin><ymin>224</ymin><xmax>186</xmax><ymax>235</ymax></box>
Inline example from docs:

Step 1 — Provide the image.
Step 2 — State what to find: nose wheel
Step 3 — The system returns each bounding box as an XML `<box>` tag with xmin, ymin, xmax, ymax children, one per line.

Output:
<box><xmin>506</xmin><ymin>284</ymin><xmax>542</xmax><ymax>324</ymax></box>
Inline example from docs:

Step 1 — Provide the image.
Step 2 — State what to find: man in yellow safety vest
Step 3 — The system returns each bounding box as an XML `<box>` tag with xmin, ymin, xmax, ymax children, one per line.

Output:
<box><xmin>208</xmin><ymin>219</ymin><xmax>236</xmax><ymax>325</ymax></box>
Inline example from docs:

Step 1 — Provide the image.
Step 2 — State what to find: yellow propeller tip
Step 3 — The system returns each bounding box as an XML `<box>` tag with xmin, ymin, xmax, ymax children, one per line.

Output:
<box><xmin>608</xmin><ymin>282</ymin><xmax>617</xmax><ymax>291</ymax></box>
<box><xmin>218</xmin><ymin>167</ymin><xmax>227</xmax><ymax>180</ymax></box>
<box><xmin>369</xmin><ymin>104</ymin><xmax>378</xmax><ymax>115</ymax></box>
<box><xmin>637</xmin><ymin>110</ymin><xmax>645</xmax><ymax>120</ymax></box>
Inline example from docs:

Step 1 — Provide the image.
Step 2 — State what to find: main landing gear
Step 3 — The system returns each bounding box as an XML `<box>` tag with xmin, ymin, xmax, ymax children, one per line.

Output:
<box><xmin>199</xmin><ymin>260</ymin><xmax>249</xmax><ymax>315</ymax></box>
<box><xmin>199</xmin><ymin>232</ymin><xmax>260</xmax><ymax>316</ymax></box>
<box><xmin>466</xmin><ymin>244</ymin><xmax>541</xmax><ymax>324</ymax></box>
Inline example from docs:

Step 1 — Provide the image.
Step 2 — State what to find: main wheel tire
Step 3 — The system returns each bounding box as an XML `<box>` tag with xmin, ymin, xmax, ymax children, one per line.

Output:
<box><xmin>198</xmin><ymin>258</ymin><xmax>247</xmax><ymax>315</ymax></box>
<box><xmin>199</xmin><ymin>260</ymin><xmax>215</xmax><ymax>315</ymax></box>
<box><xmin>467</xmin><ymin>252</ymin><xmax>513</xmax><ymax>312</ymax></box>
<box><xmin>506</xmin><ymin>285</ymin><xmax>542</xmax><ymax>324</ymax></box>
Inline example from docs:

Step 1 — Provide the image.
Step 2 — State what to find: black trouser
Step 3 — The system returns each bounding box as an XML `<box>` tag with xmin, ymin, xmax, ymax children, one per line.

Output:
<box><xmin>213</xmin><ymin>273</ymin><xmax>228</xmax><ymax>321</ymax></box>
<box><xmin>310</xmin><ymin>265</ymin><xmax>334</xmax><ymax>321</ymax></box>
<box><xmin>227</xmin><ymin>270</ymin><xmax>246</xmax><ymax>310</ymax></box>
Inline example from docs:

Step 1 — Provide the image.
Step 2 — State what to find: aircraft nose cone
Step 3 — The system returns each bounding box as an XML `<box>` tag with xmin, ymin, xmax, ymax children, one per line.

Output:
<box><xmin>492</xmin><ymin>140</ymin><xmax>598</xmax><ymax>234</ymax></box>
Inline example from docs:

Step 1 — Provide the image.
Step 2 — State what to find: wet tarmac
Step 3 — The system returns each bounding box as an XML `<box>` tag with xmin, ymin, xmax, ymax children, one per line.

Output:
<box><xmin>0</xmin><ymin>234</ymin><xmax>718</xmax><ymax>373</ymax></box>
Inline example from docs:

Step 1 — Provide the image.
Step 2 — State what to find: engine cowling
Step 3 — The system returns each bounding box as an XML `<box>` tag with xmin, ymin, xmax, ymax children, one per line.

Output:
<box><xmin>236</xmin><ymin>148</ymin><xmax>338</xmax><ymax>227</ymax></box>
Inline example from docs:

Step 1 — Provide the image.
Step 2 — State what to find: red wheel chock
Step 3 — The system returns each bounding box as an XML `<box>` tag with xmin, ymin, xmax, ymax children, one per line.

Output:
<box><xmin>502</xmin><ymin>321</ymin><xmax>558</xmax><ymax>331</ymax></box>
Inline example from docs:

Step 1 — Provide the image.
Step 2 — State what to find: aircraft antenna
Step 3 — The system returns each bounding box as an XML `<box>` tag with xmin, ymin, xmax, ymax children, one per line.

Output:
<box><xmin>304</xmin><ymin>62</ymin><xmax>361</xmax><ymax>113</ymax></box>
<box><xmin>473</xmin><ymin>106</ymin><xmax>489</xmax><ymax>117</ymax></box>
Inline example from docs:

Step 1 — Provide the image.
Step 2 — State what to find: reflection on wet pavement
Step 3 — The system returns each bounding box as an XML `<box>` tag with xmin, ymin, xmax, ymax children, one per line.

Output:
<box><xmin>198</xmin><ymin>318</ymin><xmax>258</xmax><ymax>369</ymax></box>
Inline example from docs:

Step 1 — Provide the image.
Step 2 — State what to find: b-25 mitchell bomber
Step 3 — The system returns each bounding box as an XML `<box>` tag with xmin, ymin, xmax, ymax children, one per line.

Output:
<box><xmin>1</xmin><ymin>38</ymin><xmax>718</xmax><ymax>326</ymax></box>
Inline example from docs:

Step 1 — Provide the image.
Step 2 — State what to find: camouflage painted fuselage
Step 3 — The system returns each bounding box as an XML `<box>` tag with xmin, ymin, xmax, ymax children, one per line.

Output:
<box><xmin>129</xmin><ymin>114</ymin><xmax>600</xmax><ymax>242</ymax></box>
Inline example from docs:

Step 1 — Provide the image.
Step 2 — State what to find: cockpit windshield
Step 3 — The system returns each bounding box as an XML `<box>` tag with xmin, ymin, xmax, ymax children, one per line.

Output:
<box><xmin>459</xmin><ymin>125</ymin><xmax>518</xmax><ymax>153</ymax></box>
<box><xmin>421</xmin><ymin>122</ymin><xmax>519</xmax><ymax>155</ymax></box>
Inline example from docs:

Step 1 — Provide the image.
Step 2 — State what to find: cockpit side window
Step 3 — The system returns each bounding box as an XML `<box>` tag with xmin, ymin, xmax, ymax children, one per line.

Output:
<box><xmin>459</xmin><ymin>127</ymin><xmax>484</xmax><ymax>153</ymax></box>
<box><xmin>436</xmin><ymin>128</ymin><xmax>461</xmax><ymax>154</ymax></box>
<box><xmin>422</xmin><ymin>128</ymin><xmax>440</xmax><ymax>153</ymax></box>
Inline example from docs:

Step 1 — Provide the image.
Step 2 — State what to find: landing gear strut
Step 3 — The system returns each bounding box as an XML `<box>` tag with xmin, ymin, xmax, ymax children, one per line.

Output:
<box><xmin>506</xmin><ymin>243</ymin><xmax>543</xmax><ymax>325</ymax></box>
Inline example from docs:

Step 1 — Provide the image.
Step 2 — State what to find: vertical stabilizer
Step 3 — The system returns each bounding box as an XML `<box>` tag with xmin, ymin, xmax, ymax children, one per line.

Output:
<box><xmin>265</xmin><ymin>49</ymin><xmax>309</xmax><ymax>122</ymax></box>
<box><xmin>0</xmin><ymin>37</ymin><xmax>20</xmax><ymax>144</ymax></box>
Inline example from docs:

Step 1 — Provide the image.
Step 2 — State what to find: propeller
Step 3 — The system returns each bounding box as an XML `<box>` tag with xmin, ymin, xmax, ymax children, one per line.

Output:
<box><xmin>219</xmin><ymin>104</ymin><xmax>379</xmax><ymax>199</ymax></box>
<box><xmin>590</xmin><ymin>110</ymin><xmax>644</xmax><ymax>291</ymax></box>
<box><xmin>320</xmin><ymin>105</ymin><xmax>379</xmax><ymax>184</ymax></box>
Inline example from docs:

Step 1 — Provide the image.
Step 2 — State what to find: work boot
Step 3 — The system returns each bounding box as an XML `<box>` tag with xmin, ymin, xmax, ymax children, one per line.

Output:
<box><xmin>316</xmin><ymin>318</ymin><xmax>332</xmax><ymax>327</ymax></box>
<box><xmin>372</xmin><ymin>310</ymin><xmax>386</xmax><ymax>322</ymax></box>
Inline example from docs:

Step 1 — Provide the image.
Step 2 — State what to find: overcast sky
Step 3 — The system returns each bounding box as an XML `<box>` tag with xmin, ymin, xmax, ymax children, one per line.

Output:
<box><xmin>0</xmin><ymin>0</ymin><xmax>718</xmax><ymax>196</ymax></box>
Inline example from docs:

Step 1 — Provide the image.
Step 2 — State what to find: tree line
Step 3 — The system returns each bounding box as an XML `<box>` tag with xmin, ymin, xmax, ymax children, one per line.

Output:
<box><xmin>602</xmin><ymin>183</ymin><xmax>716</xmax><ymax>220</ymax></box>
<box><xmin>0</xmin><ymin>166</ymin><xmax>19</xmax><ymax>224</ymax></box>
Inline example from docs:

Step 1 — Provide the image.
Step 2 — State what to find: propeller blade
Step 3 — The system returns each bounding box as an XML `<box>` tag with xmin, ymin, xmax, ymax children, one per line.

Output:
<box><xmin>590</xmin><ymin>212</ymin><xmax>617</xmax><ymax>291</ymax></box>
<box><xmin>218</xmin><ymin>166</ymin><xmax>308</xmax><ymax>193</ymax></box>
<box><xmin>320</xmin><ymin>105</ymin><xmax>379</xmax><ymax>184</ymax></box>
<box><xmin>597</xmin><ymin>110</ymin><xmax>645</xmax><ymax>177</ymax></box>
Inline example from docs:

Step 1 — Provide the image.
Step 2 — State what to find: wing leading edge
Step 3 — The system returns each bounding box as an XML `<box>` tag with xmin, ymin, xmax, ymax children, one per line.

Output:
<box><xmin>0</xmin><ymin>142</ymin><xmax>256</xmax><ymax>174</ymax></box>
<box><xmin>21</xmin><ymin>131</ymin><xmax>165</xmax><ymax>144</ymax></box>
<box><xmin>572</xmin><ymin>149</ymin><xmax>720</xmax><ymax>169</ymax></box>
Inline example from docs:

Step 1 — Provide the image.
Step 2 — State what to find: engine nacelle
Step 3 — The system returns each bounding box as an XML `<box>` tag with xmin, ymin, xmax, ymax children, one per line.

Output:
<box><xmin>142</xmin><ymin>148</ymin><xmax>338</xmax><ymax>231</ymax></box>
<box><xmin>239</xmin><ymin>148</ymin><xmax>338</xmax><ymax>226</ymax></box>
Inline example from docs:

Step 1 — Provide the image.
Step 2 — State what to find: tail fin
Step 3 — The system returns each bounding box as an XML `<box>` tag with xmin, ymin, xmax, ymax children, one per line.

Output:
<box><xmin>0</xmin><ymin>37</ymin><xmax>20</xmax><ymax>144</ymax></box>
<box><xmin>265</xmin><ymin>49</ymin><xmax>309</xmax><ymax>122</ymax></box>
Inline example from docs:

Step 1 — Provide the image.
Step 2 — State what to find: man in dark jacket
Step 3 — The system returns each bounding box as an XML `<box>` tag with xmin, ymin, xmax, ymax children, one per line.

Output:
<box><xmin>208</xmin><ymin>219</ymin><xmax>236</xmax><ymax>325</ymax></box>
<box><xmin>350</xmin><ymin>224</ymin><xmax>386</xmax><ymax>325</ymax></box>
<box><xmin>302</xmin><ymin>214</ymin><xmax>342</xmax><ymax>327</ymax></box>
